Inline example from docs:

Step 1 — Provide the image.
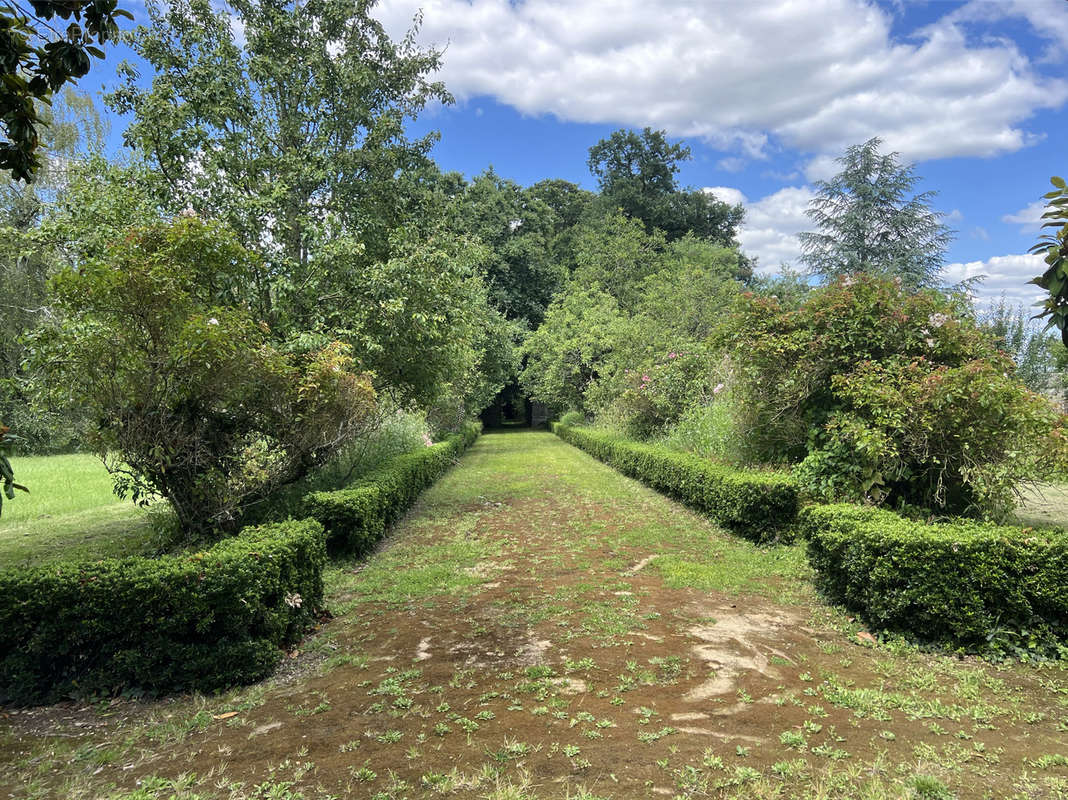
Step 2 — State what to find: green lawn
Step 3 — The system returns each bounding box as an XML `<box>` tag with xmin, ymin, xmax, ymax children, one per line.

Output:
<box><xmin>1014</xmin><ymin>482</ymin><xmax>1068</xmax><ymax>529</ymax></box>
<box><xmin>0</xmin><ymin>452</ymin><xmax>160</xmax><ymax>568</ymax></box>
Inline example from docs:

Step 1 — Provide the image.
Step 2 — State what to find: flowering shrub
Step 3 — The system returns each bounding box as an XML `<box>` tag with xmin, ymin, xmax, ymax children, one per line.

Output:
<box><xmin>610</xmin><ymin>348</ymin><xmax>717</xmax><ymax>439</ymax></box>
<box><xmin>723</xmin><ymin>274</ymin><xmax>1068</xmax><ymax>517</ymax></box>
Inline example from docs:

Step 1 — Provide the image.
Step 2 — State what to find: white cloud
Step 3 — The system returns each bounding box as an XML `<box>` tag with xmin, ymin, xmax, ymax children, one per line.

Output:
<box><xmin>944</xmin><ymin>0</ymin><xmax>1068</xmax><ymax>59</ymax></box>
<box><xmin>706</xmin><ymin>185</ymin><xmax>816</xmax><ymax>273</ymax></box>
<box><xmin>703</xmin><ymin>186</ymin><xmax>746</xmax><ymax>207</ymax></box>
<box><xmin>1002</xmin><ymin>199</ymin><xmax>1048</xmax><ymax>233</ymax></box>
<box><xmin>942</xmin><ymin>253</ymin><xmax>1046</xmax><ymax>310</ymax></box>
<box><xmin>377</xmin><ymin>0</ymin><xmax>1067</xmax><ymax>164</ymax></box>
<box><xmin>716</xmin><ymin>157</ymin><xmax>747</xmax><ymax>173</ymax></box>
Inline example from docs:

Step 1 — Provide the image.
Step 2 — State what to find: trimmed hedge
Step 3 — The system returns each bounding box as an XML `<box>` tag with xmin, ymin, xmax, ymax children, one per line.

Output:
<box><xmin>0</xmin><ymin>519</ymin><xmax>326</xmax><ymax>704</ymax></box>
<box><xmin>0</xmin><ymin>421</ymin><xmax>482</xmax><ymax>705</ymax></box>
<box><xmin>303</xmin><ymin>422</ymin><xmax>481</xmax><ymax>554</ymax></box>
<box><xmin>800</xmin><ymin>504</ymin><xmax>1068</xmax><ymax>650</ymax></box>
<box><xmin>553</xmin><ymin>423</ymin><xmax>799</xmax><ymax>541</ymax></box>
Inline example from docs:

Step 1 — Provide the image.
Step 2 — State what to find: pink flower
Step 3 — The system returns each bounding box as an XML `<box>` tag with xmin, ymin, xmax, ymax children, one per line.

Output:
<box><xmin>642</xmin><ymin>375</ymin><xmax>650</xmax><ymax>382</ymax></box>
<box><xmin>668</xmin><ymin>352</ymin><xmax>677</xmax><ymax>359</ymax></box>
<box><xmin>713</xmin><ymin>383</ymin><xmax>725</xmax><ymax>395</ymax></box>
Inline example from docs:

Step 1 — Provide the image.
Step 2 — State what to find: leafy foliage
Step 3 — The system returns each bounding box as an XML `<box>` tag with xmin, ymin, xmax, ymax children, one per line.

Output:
<box><xmin>723</xmin><ymin>274</ymin><xmax>1064</xmax><ymax>517</ymax></box>
<box><xmin>520</xmin><ymin>287</ymin><xmax>628</xmax><ymax>415</ymax></box>
<box><xmin>0</xmin><ymin>0</ymin><xmax>129</xmax><ymax>181</ymax></box>
<box><xmin>1029</xmin><ymin>176</ymin><xmax>1068</xmax><ymax>345</ymax></box>
<box><xmin>450</xmin><ymin>169</ymin><xmax>569</xmax><ymax>327</ymax></box>
<box><xmin>0</xmin><ymin>517</ymin><xmax>325</xmax><ymax>704</ymax></box>
<box><xmin>523</xmin><ymin>214</ymin><xmax>747</xmax><ymax>429</ymax></box>
<box><xmin>801</xmin><ymin>504</ymin><xmax>1068</xmax><ymax>656</ymax></box>
<box><xmin>108</xmin><ymin>0</ymin><xmax>449</xmax><ymax>331</ymax></box>
<box><xmin>587</xmin><ymin>127</ymin><xmax>744</xmax><ymax>245</ymax></box>
<box><xmin>554</xmin><ymin>423</ymin><xmax>799</xmax><ymax>542</ymax></box>
<box><xmin>798</xmin><ymin>138</ymin><xmax>953</xmax><ymax>289</ymax></box>
<box><xmin>980</xmin><ymin>296</ymin><xmax>1058</xmax><ymax>393</ymax></box>
<box><xmin>38</xmin><ymin>217</ymin><xmax>378</xmax><ymax>540</ymax></box>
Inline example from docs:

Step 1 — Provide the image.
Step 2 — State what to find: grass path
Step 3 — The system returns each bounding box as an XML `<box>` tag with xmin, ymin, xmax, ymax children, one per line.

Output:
<box><xmin>2</xmin><ymin>430</ymin><xmax>1068</xmax><ymax>799</ymax></box>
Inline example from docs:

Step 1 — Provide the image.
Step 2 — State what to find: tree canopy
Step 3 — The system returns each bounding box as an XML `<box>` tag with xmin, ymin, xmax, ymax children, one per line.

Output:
<box><xmin>1</xmin><ymin>0</ymin><xmax>128</xmax><ymax>181</ymax></box>
<box><xmin>587</xmin><ymin>127</ymin><xmax>744</xmax><ymax>245</ymax></box>
<box><xmin>107</xmin><ymin>0</ymin><xmax>450</xmax><ymax>332</ymax></box>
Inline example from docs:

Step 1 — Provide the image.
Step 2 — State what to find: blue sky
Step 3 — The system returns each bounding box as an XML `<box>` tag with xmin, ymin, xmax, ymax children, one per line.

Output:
<box><xmin>74</xmin><ymin>0</ymin><xmax>1068</xmax><ymax>308</ymax></box>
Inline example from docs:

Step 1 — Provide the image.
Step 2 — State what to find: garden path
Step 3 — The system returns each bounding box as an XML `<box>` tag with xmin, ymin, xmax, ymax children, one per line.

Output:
<box><xmin>3</xmin><ymin>429</ymin><xmax>1067</xmax><ymax>799</ymax></box>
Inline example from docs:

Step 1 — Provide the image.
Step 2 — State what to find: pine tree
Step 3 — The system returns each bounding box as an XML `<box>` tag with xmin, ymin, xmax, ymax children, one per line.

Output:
<box><xmin>799</xmin><ymin>138</ymin><xmax>953</xmax><ymax>289</ymax></box>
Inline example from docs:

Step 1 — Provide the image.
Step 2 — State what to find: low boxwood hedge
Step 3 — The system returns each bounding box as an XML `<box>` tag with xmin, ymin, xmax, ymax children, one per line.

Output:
<box><xmin>0</xmin><ymin>421</ymin><xmax>482</xmax><ymax>705</ymax></box>
<box><xmin>0</xmin><ymin>518</ymin><xmax>326</xmax><ymax>705</ymax></box>
<box><xmin>303</xmin><ymin>422</ymin><xmax>481</xmax><ymax>554</ymax></box>
<box><xmin>553</xmin><ymin>423</ymin><xmax>798</xmax><ymax>541</ymax></box>
<box><xmin>800</xmin><ymin>504</ymin><xmax>1068</xmax><ymax>652</ymax></box>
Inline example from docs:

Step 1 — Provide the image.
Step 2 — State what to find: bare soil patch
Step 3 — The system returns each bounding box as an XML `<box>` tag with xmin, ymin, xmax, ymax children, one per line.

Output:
<box><xmin>2</xmin><ymin>431</ymin><xmax>1067</xmax><ymax>800</ymax></box>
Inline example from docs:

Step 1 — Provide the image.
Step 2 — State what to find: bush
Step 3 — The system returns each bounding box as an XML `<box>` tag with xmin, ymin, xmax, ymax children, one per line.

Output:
<box><xmin>722</xmin><ymin>274</ymin><xmax>1067</xmax><ymax>516</ymax></box>
<box><xmin>304</xmin><ymin>422</ymin><xmax>480</xmax><ymax>554</ymax></box>
<box><xmin>554</xmin><ymin>423</ymin><xmax>798</xmax><ymax>541</ymax></box>
<box><xmin>0</xmin><ymin>518</ymin><xmax>326</xmax><ymax>705</ymax></box>
<box><xmin>794</xmin><ymin>356</ymin><xmax>1067</xmax><ymax>518</ymax></box>
<box><xmin>39</xmin><ymin>218</ymin><xmax>378</xmax><ymax>541</ymax></box>
<box><xmin>800</xmin><ymin>504</ymin><xmax>1068</xmax><ymax>655</ymax></box>
<box><xmin>559</xmin><ymin>410</ymin><xmax>586</xmax><ymax>427</ymax></box>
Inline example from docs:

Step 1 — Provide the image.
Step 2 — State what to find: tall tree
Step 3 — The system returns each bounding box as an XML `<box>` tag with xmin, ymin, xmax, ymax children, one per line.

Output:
<box><xmin>0</xmin><ymin>90</ymin><xmax>112</xmax><ymax>451</ymax></box>
<box><xmin>798</xmin><ymin>137</ymin><xmax>953</xmax><ymax>289</ymax></box>
<box><xmin>980</xmin><ymin>296</ymin><xmax>1057</xmax><ymax>394</ymax></box>
<box><xmin>452</xmin><ymin>169</ymin><xmax>567</xmax><ymax>327</ymax></box>
<box><xmin>107</xmin><ymin>0</ymin><xmax>450</xmax><ymax>332</ymax></box>
<box><xmin>587</xmin><ymin>127</ymin><xmax>743</xmax><ymax>245</ymax></box>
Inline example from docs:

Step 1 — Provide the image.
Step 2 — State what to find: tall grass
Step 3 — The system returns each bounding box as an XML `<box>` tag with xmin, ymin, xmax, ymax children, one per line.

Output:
<box><xmin>658</xmin><ymin>400</ymin><xmax>741</xmax><ymax>464</ymax></box>
<box><xmin>240</xmin><ymin>409</ymin><xmax>430</xmax><ymax>525</ymax></box>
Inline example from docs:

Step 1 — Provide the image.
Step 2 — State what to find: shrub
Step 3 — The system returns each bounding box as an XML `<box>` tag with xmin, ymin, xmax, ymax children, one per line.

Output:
<box><xmin>554</xmin><ymin>423</ymin><xmax>798</xmax><ymax>541</ymax></box>
<box><xmin>795</xmin><ymin>356</ymin><xmax>1067</xmax><ymax>518</ymax></box>
<box><xmin>559</xmin><ymin>410</ymin><xmax>586</xmax><ymax>427</ymax></box>
<box><xmin>39</xmin><ymin>218</ymin><xmax>378</xmax><ymax>541</ymax></box>
<box><xmin>800</xmin><ymin>504</ymin><xmax>1068</xmax><ymax>655</ymax></box>
<box><xmin>722</xmin><ymin>274</ymin><xmax>1066</xmax><ymax>516</ymax></box>
<box><xmin>304</xmin><ymin>422</ymin><xmax>480</xmax><ymax>554</ymax></box>
<box><xmin>607</xmin><ymin>348</ymin><xmax>718</xmax><ymax>440</ymax></box>
<box><xmin>0</xmin><ymin>518</ymin><xmax>326</xmax><ymax>705</ymax></box>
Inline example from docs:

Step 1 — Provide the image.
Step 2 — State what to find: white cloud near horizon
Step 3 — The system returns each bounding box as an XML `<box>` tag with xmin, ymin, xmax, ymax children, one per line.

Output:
<box><xmin>376</xmin><ymin>0</ymin><xmax>1067</xmax><ymax>166</ymax></box>
<box><xmin>941</xmin><ymin>253</ymin><xmax>1045</xmax><ymax>310</ymax></box>
<box><xmin>706</xmin><ymin>185</ymin><xmax>1044</xmax><ymax>311</ymax></box>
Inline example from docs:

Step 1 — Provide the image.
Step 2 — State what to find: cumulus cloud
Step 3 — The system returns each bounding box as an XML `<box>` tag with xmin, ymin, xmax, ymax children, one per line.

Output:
<box><xmin>376</xmin><ymin>0</ymin><xmax>1066</xmax><ymax>164</ymax></box>
<box><xmin>706</xmin><ymin>185</ymin><xmax>816</xmax><ymax>273</ymax></box>
<box><xmin>942</xmin><ymin>253</ymin><xmax>1046</xmax><ymax>310</ymax></box>
<box><xmin>943</xmin><ymin>0</ymin><xmax>1068</xmax><ymax>59</ymax></box>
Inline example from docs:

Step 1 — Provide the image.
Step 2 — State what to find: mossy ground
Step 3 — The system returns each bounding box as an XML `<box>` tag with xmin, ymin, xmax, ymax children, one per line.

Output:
<box><xmin>2</xmin><ymin>430</ymin><xmax>1067</xmax><ymax>799</ymax></box>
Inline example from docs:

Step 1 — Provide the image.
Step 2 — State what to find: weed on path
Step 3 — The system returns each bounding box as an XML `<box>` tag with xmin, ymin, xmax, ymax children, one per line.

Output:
<box><xmin>2</xmin><ymin>430</ymin><xmax>1067</xmax><ymax>799</ymax></box>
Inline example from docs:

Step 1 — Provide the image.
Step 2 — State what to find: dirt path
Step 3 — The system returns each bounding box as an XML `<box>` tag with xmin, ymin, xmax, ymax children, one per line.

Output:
<box><xmin>3</xmin><ymin>430</ymin><xmax>1068</xmax><ymax>799</ymax></box>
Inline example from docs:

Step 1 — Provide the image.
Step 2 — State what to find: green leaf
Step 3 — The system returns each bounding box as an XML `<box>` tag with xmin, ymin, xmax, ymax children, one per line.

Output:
<box><xmin>1051</xmin><ymin>176</ymin><xmax>1066</xmax><ymax>189</ymax></box>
